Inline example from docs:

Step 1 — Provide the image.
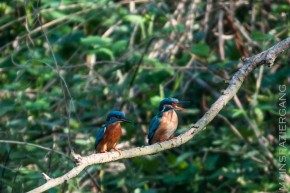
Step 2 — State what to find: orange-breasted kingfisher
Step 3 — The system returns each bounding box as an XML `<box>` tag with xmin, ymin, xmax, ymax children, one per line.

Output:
<box><xmin>148</xmin><ymin>98</ymin><xmax>186</xmax><ymax>144</ymax></box>
<box><xmin>95</xmin><ymin>110</ymin><xmax>131</xmax><ymax>154</ymax></box>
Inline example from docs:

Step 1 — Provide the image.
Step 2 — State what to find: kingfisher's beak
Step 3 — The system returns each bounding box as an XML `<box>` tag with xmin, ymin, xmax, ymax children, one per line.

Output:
<box><xmin>173</xmin><ymin>100</ymin><xmax>189</xmax><ymax>111</ymax></box>
<box><xmin>120</xmin><ymin>117</ymin><xmax>131</xmax><ymax>123</ymax></box>
<box><xmin>172</xmin><ymin>103</ymin><xmax>184</xmax><ymax>111</ymax></box>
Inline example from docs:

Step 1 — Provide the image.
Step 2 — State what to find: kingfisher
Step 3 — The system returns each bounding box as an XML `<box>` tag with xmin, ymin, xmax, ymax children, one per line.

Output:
<box><xmin>148</xmin><ymin>98</ymin><xmax>186</xmax><ymax>145</ymax></box>
<box><xmin>95</xmin><ymin>110</ymin><xmax>131</xmax><ymax>154</ymax></box>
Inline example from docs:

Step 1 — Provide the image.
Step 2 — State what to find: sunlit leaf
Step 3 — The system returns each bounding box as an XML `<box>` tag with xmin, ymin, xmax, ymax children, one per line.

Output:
<box><xmin>80</xmin><ymin>36</ymin><xmax>112</xmax><ymax>46</ymax></box>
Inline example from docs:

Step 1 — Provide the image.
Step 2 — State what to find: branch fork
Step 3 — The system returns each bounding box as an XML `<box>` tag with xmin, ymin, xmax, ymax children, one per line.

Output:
<box><xmin>42</xmin><ymin>173</ymin><xmax>52</xmax><ymax>182</ymax></box>
<box><xmin>71</xmin><ymin>150</ymin><xmax>83</xmax><ymax>165</ymax></box>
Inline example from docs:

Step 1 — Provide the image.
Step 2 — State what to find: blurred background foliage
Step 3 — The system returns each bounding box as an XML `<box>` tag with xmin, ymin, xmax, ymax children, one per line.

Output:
<box><xmin>0</xmin><ymin>0</ymin><xmax>289</xmax><ymax>192</ymax></box>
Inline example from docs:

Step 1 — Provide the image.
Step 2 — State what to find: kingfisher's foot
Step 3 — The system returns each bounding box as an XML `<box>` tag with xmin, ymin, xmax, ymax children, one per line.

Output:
<box><xmin>113</xmin><ymin>147</ymin><xmax>122</xmax><ymax>155</ymax></box>
<box><xmin>169</xmin><ymin>136</ymin><xmax>177</xmax><ymax>140</ymax></box>
<box><xmin>100</xmin><ymin>150</ymin><xmax>108</xmax><ymax>153</ymax></box>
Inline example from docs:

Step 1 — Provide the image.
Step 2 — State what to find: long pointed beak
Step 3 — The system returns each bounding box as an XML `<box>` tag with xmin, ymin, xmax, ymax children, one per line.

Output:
<box><xmin>173</xmin><ymin>104</ymin><xmax>184</xmax><ymax>111</ymax></box>
<box><xmin>121</xmin><ymin>117</ymin><xmax>131</xmax><ymax>123</ymax></box>
<box><xmin>173</xmin><ymin>100</ymin><xmax>189</xmax><ymax>110</ymax></box>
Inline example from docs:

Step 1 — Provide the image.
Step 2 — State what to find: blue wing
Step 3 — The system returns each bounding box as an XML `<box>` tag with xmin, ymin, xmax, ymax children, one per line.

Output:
<box><xmin>94</xmin><ymin>126</ymin><xmax>106</xmax><ymax>148</ymax></box>
<box><xmin>148</xmin><ymin>114</ymin><xmax>161</xmax><ymax>144</ymax></box>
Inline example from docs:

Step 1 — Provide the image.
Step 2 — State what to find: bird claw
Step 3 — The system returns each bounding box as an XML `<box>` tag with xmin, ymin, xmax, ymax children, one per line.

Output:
<box><xmin>113</xmin><ymin>147</ymin><xmax>122</xmax><ymax>155</ymax></box>
<box><xmin>169</xmin><ymin>136</ymin><xmax>177</xmax><ymax>140</ymax></box>
<box><xmin>159</xmin><ymin>138</ymin><xmax>165</xmax><ymax>142</ymax></box>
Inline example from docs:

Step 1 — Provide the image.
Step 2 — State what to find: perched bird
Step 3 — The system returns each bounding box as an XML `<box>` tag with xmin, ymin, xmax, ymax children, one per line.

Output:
<box><xmin>95</xmin><ymin>110</ymin><xmax>131</xmax><ymax>154</ymax></box>
<box><xmin>148</xmin><ymin>98</ymin><xmax>186</xmax><ymax>144</ymax></box>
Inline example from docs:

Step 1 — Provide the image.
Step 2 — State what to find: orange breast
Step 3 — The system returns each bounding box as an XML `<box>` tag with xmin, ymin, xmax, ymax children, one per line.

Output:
<box><xmin>151</xmin><ymin>110</ymin><xmax>178</xmax><ymax>143</ymax></box>
<box><xmin>96</xmin><ymin>123</ymin><xmax>122</xmax><ymax>152</ymax></box>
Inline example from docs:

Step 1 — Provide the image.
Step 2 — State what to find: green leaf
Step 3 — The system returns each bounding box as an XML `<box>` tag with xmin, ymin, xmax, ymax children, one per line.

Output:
<box><xmin>254</xmin><ymin>107</ymin><xmax>264</xmax><ymax>122</ymax></box>
<box><xmin>150</xmin><ymin>96</ymin><xmax>163</xmax><ymax>107</ymax></box>
<box><xmin>0</xmin><ymin>101</ymin><xmax>15</xmax><ymax>116</ymax></box>
<box><xmin>231</xmin><ymin>109</ymin><xmax>246</xmax><ymax>118</ymax></box>
<box><xmin>252</xmin><ymin>31</ymin><xmax>275</xmax><ymax>42</ymax></box>
<box><xmin>191</xmin><ymin>42</ymin><xmax>210</xmax><ymax>57</ymax></box>
<box><xmin>123</xmin><ymin>15</ymin><xmax>146</xmax><ymax>38</ymax></box>
<box><xmin>69</xmin><ymin>119</ymin><xmax>80</xmax><ymax>129</ymax></box>
<box><xmin>45</xmin><ymin>10</ymin><xmax>66</xmax><ymax>19</ymax></box>
<box><xmin>24</xmin><ymin>99</ymin><xmax>50</xmax><ymax>111</ymax></box>
<box><xmin>175</xmin><ymin>23</ymin><xmax>185</xmax><ymax>32</ymax></box>
<box><xmin>123</xmin><ymin>15</ymin><xmax>144</xmax><ymax>25</ymax></box>
<box><xmin>80</xmin><ymin>36</ymin><xmax>112</xmax><ymax>46</ymax></box>
<box><xmin>175</xmin><ymin>152</ymin><xmax>193</xmax><ymax>166</ymax></box>
<box><xmin>75</xmin><ymin>139</ymin><xmax>90</xmax><ymax>146</ymax></box>
<box><xmin>111</xmin><ymin>40</ymin><xmax>128</xmax><ymax>54</ymax></box>
<box><xmin>96</xmin><ymin>47</ymin><xmax>115</xmax><ymax>60</ymax></box>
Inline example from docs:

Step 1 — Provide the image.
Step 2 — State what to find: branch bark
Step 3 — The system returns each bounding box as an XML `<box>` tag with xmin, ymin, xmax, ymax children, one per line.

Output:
<box><xmin>27</xmin><ymin>37</ymin><xmax>290</xmax><ymax>193</ymax></box>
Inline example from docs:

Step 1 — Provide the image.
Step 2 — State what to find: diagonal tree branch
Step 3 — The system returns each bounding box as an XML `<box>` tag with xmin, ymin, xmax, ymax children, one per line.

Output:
<box><xmin>28</xmin><ymin>37</ymin><xmax>290</xmax><ymax>193</ymax></box>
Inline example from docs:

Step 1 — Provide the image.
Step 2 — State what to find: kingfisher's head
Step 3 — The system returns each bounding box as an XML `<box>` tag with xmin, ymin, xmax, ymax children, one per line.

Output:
<box><xmin>106</xmin><ymin>110</ymin><xmax>131</xmax><ymax>124</ymax></box>
<box><xmin>159</xmin><ymin>98</ymin><xmax>187</xmax><ymax>112</ymax></box>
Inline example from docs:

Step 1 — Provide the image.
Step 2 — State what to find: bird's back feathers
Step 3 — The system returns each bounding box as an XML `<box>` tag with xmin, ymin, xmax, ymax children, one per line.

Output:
<box><xmin>94</xmin><ymin>125</ymin><xmax>106</xmax><ymax>148</ymax></box>
<box><xmin>148</xmin><ymin>113</ymin><xmax>162</xmax><ymax>144</ymax></box>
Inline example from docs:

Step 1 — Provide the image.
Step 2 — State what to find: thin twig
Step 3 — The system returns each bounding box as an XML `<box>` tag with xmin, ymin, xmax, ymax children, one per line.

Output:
<box><xmin>218</xmin><ymin>10</ymin><xmax>225</xmax><ymax>60</ymax></box>
<box><xmin>233</xmin><ymin>95</ymin><xmax>276</xmax><ymax>168</ymax></box>
<box><xmin>36</xmin><ymin>13</ymin><xmax>74</xmax><ymax>152</ymax></box>
<box><xmin>217</xmin><ymin>114</ymin><xmax>269</xmax><ymax>165</ymax></box>
<box><xmin>0</xmin><ymin>140</ymin><xmax>70</xmax><ymax>159</ymax></box>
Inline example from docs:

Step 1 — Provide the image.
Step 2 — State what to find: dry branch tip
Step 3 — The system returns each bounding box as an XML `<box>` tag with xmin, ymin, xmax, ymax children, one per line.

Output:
<box><xmin>42</xmin><ymin>173</ymin><xmax>52</xmax><ymax>181</ymax></box>
<box><xmin>71</xmin><ymin>150</ymin><xmax>83</xmax><ymax>165</ymax></box>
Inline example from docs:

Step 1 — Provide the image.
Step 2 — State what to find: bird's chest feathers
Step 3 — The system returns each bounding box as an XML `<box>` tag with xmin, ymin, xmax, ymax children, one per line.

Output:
<box><xmin>104</xmin><ymin>123</ymin><xmax>122</xmax><ymax>142</ymax></box>
<box><xmin>161</xmin><ymin>110</ymin><xmax>178</xmax><ymax>131</ymax></box>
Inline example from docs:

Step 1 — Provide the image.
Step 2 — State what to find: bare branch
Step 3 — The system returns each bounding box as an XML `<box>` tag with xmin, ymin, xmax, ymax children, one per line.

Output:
<box><xmin>218</xmin><ymin>10</ymin><xmax>225</xmax><ymax>60</ymax></box>
<box><xmin>27</xmin><ymin>37</ymin><xmax>290</xmax><ymax>193</ymax></box>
